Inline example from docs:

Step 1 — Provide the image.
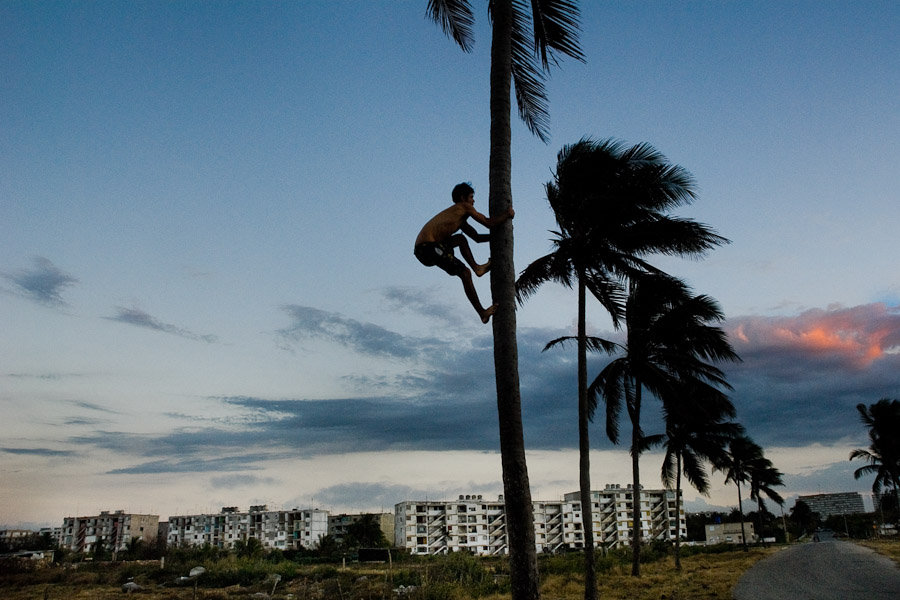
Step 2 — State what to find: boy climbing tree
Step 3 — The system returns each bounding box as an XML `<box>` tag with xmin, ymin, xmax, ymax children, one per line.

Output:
<box><xmin>414</xmin><ymin>182</ymin><xmax>514</xmax><ymax>323</ymax></box>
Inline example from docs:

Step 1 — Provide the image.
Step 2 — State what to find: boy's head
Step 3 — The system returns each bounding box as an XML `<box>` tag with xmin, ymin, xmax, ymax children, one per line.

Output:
<box><xmin>452</xmin><ymin>182</ymin><xmax>475</xmax><ymax>203</ymax></box>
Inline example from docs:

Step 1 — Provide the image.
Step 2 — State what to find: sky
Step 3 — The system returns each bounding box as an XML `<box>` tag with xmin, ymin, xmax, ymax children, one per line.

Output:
<box><xmin>2</xmin><ymin>1</ymin><xmax>899</xmax><ymax>529</ymax></box>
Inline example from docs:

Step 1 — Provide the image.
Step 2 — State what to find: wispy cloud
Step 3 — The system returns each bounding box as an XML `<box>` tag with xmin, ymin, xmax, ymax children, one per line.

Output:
<box><xmin>70</xmin><ymin>400</ymin><xmax>119</xmax><ymax>414</ymax></box>
<box><xmin>7</xmin><ymin>372</ymin><xmax>85</xmax><ymax>381</ymax></box>
<box><xmin>277</xmin><ymin>305</ymin><xmax>444</xmax><ymax>359</ymax></box>
<box><xmin>3</xmin><ymin>257</ymin><xmax>77</xmax><ymax>307</ymax></box>
<box><xmin>107</xmin><ymin>453</ymin><xmax>280</xmax><ymax>475</ymax></box>
<box><xmin>380</xmin><ymin>286</ymin><xmax>463</xmax><ymax>328</ymax></box>
<box><xmin>209</xmin><ymin>474</ymin><xmax>279</xmax><ymax>489</ymax></box>
<box><xmin>106</xmin><ymin>306</ymin><xmax>218</xmax><ymax>343</ymax></box>
<box><xmin>1</xmin><ymin>447</ymin><xmax>75</xmax><ymax>457</ymax></box>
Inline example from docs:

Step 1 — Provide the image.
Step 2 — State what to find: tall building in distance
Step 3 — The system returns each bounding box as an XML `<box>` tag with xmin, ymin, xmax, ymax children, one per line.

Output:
<box><xmin>61</xmin><ymin>511</ymin><xmax>158</xmax><ymax>553</ymax></box>
<box><xmin>796</xmin><ymin>492</ymin><xmax>865</xmax><ymax>519</ymax></box>
<box><xmin>394</xmin><ymin>485</ymin><xmax>683</xmax><ymax>556</ymax></box>
<box><xmin>166</xmin><ymin>505</ymin><xmax>328</xmax><ymax>550</ymax></box>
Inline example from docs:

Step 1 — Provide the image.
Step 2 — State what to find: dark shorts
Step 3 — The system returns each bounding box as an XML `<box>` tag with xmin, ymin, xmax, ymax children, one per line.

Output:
<box><xmin>414</xmin><ymin>242</ymin><xmax>466</xmax><ymax>277</ymax></box>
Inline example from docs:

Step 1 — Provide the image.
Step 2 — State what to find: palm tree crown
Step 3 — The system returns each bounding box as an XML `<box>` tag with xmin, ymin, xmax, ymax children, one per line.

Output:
<box><xmin>658</xmin><ymin>379</ymin><xmax>742</xmax><ymax>570</ymax></box>
<box><xmin>427</xmin><ymin>0</ymin><xmax>583</xmax><ymax>141</ymax></box>
<box><xmin>518</xmin><ymin>138</ymin><xmax>728</xmax><ymax>323</ymax></box>
<box><xmin>850</xmin><ymin>398</ymin><xmax>900</xmax><ymax>499</ymax></box>
<box><xmin>714</xmin><ymin>435</ymin><xmax>767</xmax><ymax>551</ymax></box>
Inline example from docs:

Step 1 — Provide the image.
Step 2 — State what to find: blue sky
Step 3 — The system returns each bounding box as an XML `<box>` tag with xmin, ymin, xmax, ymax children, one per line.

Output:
<box><xmin>2</xmin><ymin>1</ymin><xmax>899</xmax><ymax>527</ymax></box>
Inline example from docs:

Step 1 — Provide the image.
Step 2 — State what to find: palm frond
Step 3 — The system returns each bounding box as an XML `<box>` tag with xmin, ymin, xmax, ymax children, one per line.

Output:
<box><xmin>529</xmin><ymin>0</ymin><xmax>584</xmax><ymax>68</ymax></box>
<box><xmin>591</xmin><ymin>359</ymin><xmax>626</xmax><ymax>442</ymax></box>
<box><xmin>515</xmin><ymin>245</ymin><xmax>575</xmax><ymax>303</ymax></box>
<box><xmin>510</xmin><ymin>1</ymin><xmax>550</xmax><ymax>141</ymax></box>
<box><xmin>584</xmin><ymin>335</ymin><xmax>619</xmax><ymax>354</ymax></box>
<box><xmin>542</xmin><ymin>335</ymin><xmax>575</xmax><ymax>352</ymax></box>
<box><xmin>426</xmin><ymin>0</ymin><xmax>475</xmax><ymax>52</ymax></box>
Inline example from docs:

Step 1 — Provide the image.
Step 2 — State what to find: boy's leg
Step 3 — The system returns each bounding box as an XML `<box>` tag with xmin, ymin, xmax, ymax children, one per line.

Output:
<box><xmin>458</xmin><ymin>269</ymin><xmax>497</xmax><ymax>324</ymax></box>
<box><xmin>448</xmin><ymin>234</ymin><xmax>490</xmax><ymax>277</ymax></box>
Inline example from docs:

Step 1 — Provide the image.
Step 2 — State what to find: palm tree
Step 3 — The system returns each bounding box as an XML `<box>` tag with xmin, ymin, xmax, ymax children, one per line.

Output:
<box><xmin>714</xmin><ymin>435</ymin><xmax>763</xmax><ymax>552</ymax></box>
<box><xmin>427</xmin><ymin>3</ymin><xmax>582</xmax><ymax>599</ymax></box>
<box><xmin>516</xmin><ymin>138</ymin><xmax>726</xmax><ymax>593</ymax></box>
<box><xmin>850</xmin><ymin>398</ymin><xmax>900</xmax><ymax>514</ymax></box>
<box><xmin>658</xmin><ymin>379</ymin><xmax>742</xmax><ymax>570</ymax></box>
<box><xmin>593</xmin><ymin>273</ymin><xmax>739</xmax><ymax>575</ymax></box>
<box><xmin>747</xmin><ymin>455</ymin><xmax>785</xmax><ymax>542</ymax></box>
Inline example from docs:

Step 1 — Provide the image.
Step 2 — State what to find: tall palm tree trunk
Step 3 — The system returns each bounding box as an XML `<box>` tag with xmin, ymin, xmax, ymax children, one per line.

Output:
<box><xmin>674</xmin><ymin>454</ymin><xmax>683</xmax><ymax>571</ymax></box>
<box><xmin>630</xmin><ymin>384</ymin><xmax>642</xmax><ymax>577</ymax></box>
<box><xmin>577</xmin><ymin>275</ymin><xmax>596</xmax><ymax>600</ymax></box>
<box><xmin>489</xmin><ymin>2</ymin><xmax>538</xmax><ymax>599</ymax></box>
<box><xmin>737</xmin><ymin>483</ymin><xmax>748</xmax><ymax>552</ymax></box>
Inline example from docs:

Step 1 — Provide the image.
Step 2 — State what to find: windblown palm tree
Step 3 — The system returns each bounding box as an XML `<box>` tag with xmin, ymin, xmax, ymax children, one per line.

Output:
<box><xmin>714</xmin><ymin>435</ymin><xmax>764</xmax><ymax>552</ymax></box>
<box><xmin>427</xmin><ymin>3</ymin><xmax>582</xmax><ymax>599</ymax></box>
<box><xmin>657</xmin><ymin>380</ymin><xmax>742</xmax><ymax>570</ymax></box>
<box><xmin>850</xmin><ymin>398</ymin><xmax>900</xmax><ymax>512</ymax></box>
<box><xmin>748</xmin><ymin>454</ymin><xmax>785</xmax><ymax>543</ymax></box>
<box><xmin>516</xmin><ymin>138</ymin><xmax>726</xmax><ymax>591</ymax></box>
<box><xmin>593</xmin><ymin>273</ymin><xmax>739</xmax><ymax>575</ymax></box>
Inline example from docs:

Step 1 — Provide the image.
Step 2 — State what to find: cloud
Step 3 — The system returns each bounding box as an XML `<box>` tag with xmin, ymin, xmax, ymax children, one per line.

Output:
<box><xmin>107</xmin><ymin>453</ymin><xmax>280</xmax><ymax>475</ymax></box>
<box><xmin>59</xmin><ymin>302</ymin><xmax>900</xmax><ymax>483</ymax></box>
<box><xmin>380</xmin><ymin>286</ymin><xmax>463</xmax><ymax>328</ymax></box>
<box><xmin>1</xmin><ymin>447</ymin><xmax>75</xmax><ymax>457</ymax></box>
<box><xmin>311</xmin><ymin>482</ymin><xmax>426</xmax><ymax>510</ymax></box>
<box><xmin>69</xmin><ymin>400</ymin><xmax>119</xmax><ymax>414</ymax></box>
<box><xmin>106</xmin><ymin>306</ymin><xmax>218</xmax><ymax>343</ymax></box>
<box><xmin>277</xmin><ymin>304</ymin><xmax>444</xmax><ymax>359</ymax></box>
<box><xmin>729</xmin><ymin>303</ymin><xmax>900</xmax><ymax>369</ymax></box>
<box><xmin>3</xmin><ymin>257</ymin><xmax>77</xmax><ymax>307</ymax></box>
<box><xmin>7</xmin><ymin>372</ymin><xmax>85</xmax><ymax>381</ymax></box>
<box><xmin>210</xmin><ymin>474</ymin><xmax>278</xmax><ymax>489</ymax></box>
<box><xmin>721</xmin><ymin>303</ymin><xmax>900</xmax><ymax>448</ymax></box>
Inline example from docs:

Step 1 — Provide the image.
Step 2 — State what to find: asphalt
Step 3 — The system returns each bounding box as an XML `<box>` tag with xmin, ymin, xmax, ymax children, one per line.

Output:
<box><xmin>733</xmin><ymin>536</ymin><xmax>900</xmax><ymax>600</ymax></box>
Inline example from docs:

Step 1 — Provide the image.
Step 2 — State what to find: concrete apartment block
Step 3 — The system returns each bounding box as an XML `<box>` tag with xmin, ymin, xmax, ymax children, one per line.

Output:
<box><xmin>395</xmin><ymin>486</ymin><xmax>684</xmax><ymax>556</ymax></box>
<box><xmin>166</xmin><ymin>505</ymin><xmax>328</xmax><ymax>551</ymax></box>
<box><xmin>61</xmin><ymin>511</ymin><xmax>159</xmax><ymax>553</ymax></box>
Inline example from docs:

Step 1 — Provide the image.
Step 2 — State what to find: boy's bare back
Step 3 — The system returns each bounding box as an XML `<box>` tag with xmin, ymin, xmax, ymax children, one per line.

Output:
<box><xmin>414</xmin><ymin>203</ymin><xmax>470</xmax><ymax>246</ymax></box>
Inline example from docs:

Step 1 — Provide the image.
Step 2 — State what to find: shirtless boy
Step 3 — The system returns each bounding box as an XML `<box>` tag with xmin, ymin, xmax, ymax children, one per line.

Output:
<box><xmin>414</xmin><ymin>182</ymin><xmax>514</xmax><ymax>323</ymax></box>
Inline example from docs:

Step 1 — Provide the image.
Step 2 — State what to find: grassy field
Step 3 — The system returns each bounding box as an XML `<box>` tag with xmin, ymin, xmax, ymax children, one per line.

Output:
<box><xmin>856</xmin><ymin>538</ymin><xmax>900</xmax><ymax>565</ymax></box>
<box><xmin>3</xmin><ymin>540</ymin><xmax>898</xmax><ymax>600</ymax></box>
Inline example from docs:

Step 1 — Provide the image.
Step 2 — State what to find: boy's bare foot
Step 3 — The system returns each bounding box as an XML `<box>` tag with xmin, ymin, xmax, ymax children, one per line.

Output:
<box><xmin>474</xmin><ymin>259</ymin><xmax>491</xmax><ymax>277</ymax></box>
<box><xmin>480</xmin><ymin>304</ymin><xmax>497</xmax><ymax>324</ymax></box>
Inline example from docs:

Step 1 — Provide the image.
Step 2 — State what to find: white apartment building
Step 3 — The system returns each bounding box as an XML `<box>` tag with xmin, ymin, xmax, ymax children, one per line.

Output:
<box><xmin>167</xmin><ymin>505</ymin><xmax>328</xmax><ymax>551</ymax></box>
<box><xmin>563</xmin><ymin>485</ymin><xmax>685</xmax><ymax>547</ymax></box>
<box><xmin>61</xmin><ymin>510</ymin><xmax>159</xmax><ymax>553</ymax></box>
<box><xmin>395</xmin><ymin>485</ymin><xmax>683</xmax><ymax>556</ymax></box>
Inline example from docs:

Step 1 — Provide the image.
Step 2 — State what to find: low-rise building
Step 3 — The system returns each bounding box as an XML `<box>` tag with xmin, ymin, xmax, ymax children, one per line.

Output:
<box><xmin>704</xmin><ymin>522</ymin><xmax>756</xmax><ymax>545</ymax></box>
<box><xmin>61</xmin><ymin>511</ymin><xmax>159</xmax><ymax>553</ymax></box>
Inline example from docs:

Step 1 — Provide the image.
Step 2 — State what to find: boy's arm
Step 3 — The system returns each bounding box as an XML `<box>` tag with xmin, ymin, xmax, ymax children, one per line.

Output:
<box><xmin>465</xmin><ymin>205</ymin><xmax>515</xmax><ymax>229</ymax></box>
<box><xmin>461</xmin><ymin>222</ymin><xmax>490</xmax><ymax>242</ymax></box>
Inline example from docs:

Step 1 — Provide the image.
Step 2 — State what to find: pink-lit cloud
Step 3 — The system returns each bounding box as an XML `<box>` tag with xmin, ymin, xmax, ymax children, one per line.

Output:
<box><xmin>728</xmin><ymin>303</ymin><xmax>900</xmax><ymax>369</ymax></box>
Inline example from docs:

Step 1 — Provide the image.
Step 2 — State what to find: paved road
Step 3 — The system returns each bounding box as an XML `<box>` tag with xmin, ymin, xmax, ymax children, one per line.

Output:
<box><xmin>733</xmin><ymin>539</ymin><xmax>900</xmax><ymax>600</ymax></box>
